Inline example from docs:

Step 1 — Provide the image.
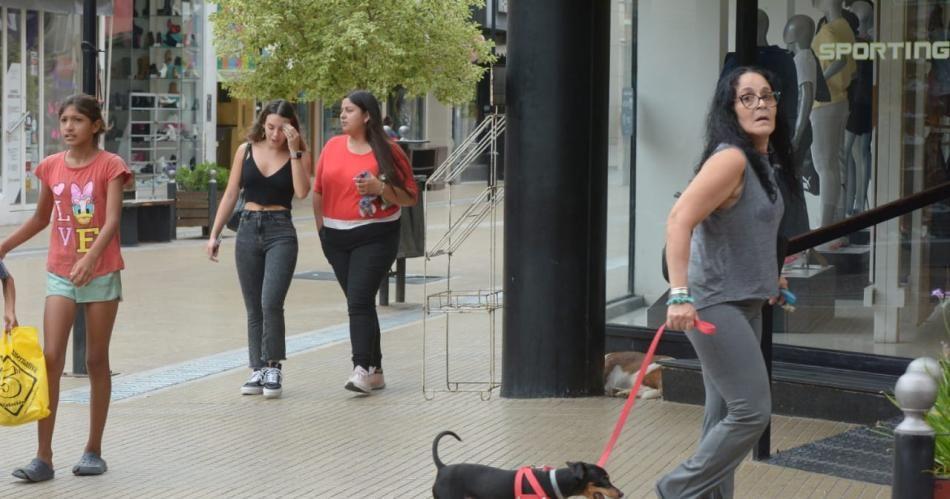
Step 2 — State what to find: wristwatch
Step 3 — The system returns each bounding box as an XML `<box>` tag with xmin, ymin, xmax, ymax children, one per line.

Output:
<box><xmin>290</xmin><ymin>151</ymin><xmax>303</xmax><ymax>160</ymax></box>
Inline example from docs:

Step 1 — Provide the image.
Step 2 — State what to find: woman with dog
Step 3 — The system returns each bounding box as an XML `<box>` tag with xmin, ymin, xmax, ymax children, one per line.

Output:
<box><xmin>657</xmin><ymin>67</ymin><xmax>795</xmax><ymax>498</ymax></box>
<box><xmin>313</xmin><ymin>90</ymin><xmax>418</xmax><ymax>395</ymax></box>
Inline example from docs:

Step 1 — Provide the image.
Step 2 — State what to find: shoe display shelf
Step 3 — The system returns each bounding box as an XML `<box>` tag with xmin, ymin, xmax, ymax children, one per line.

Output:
<box><xmin>107</xmin><ymin>0</ymin><xmax>203</xmax><ymax>200</ymax></box>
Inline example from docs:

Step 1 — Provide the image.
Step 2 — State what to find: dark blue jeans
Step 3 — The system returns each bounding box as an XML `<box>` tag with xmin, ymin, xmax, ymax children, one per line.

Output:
<box><xmin>319</xmin><ymin>221</ymin><xmax>400</xmax><ymax>370</ymax></box>
<box><xmin>235</xmin><ymin>210</ymin><xmax>298</xmax><ymax>369</ymax></box>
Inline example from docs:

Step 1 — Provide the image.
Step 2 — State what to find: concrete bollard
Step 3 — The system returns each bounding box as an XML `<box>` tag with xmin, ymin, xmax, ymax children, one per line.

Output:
<box><xmin>208</xmin><ymin>168</ymin><xmax>218</xmax><ymax>233</ymax></box>
<box><xmin>71</xmin><ymin>304</ymin><xmax>87</xmax><ymax>375</ymax></box>
<box><xmin>892</xmin><ymin>358</ymin><xmax>939</xmax><ymax>499</ymax></box>
<box><xmin>167</xmin><ymin>168</ymin><xmax>177</xmax><ymax>241</ymax></box>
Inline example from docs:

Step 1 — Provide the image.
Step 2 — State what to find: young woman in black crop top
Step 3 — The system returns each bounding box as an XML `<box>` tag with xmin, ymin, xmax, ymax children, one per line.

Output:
<box><xmin>207</xmin><ymin>100</ymin><xmax>310</xmax><ymax>399</ymax></box>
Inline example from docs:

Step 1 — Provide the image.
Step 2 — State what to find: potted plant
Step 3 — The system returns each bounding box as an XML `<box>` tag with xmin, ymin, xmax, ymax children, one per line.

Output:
<box><xmin>931</xmin><ymin>289</ymin><xmax>950</xmax><ymax>498</ymax></box>
<box><xmin>173</xmin><ymin>162</ymin><xmax>228</xmax><ymax>231</ymax></box>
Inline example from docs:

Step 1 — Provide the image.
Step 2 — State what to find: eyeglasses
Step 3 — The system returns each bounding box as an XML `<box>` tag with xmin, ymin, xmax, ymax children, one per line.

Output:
<box><xmin>737</xmin><ymin>91</ymin><xmax>780</xmax><ymax>109</ymax></box>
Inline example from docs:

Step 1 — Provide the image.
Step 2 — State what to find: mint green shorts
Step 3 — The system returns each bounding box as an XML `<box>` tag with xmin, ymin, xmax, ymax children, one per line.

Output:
<box><xmin>46</xmin><ymin>271</ymin><xmax>122</xmax><ymax>303</ymax></box>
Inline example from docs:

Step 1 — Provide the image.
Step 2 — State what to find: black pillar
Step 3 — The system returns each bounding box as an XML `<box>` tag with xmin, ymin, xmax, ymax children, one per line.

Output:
<box><xmin>70</xmin><ymin>0</ymin><xmax>98</xmax><ymax>376</ymax></box>
<box><xmin>82</xmin><ymin>0</ymin><xmax>97</xmax><ymax>95</ymax></box>
<box><xmin>736</xmin><ymin>0</ymin><xmax>758</xmax><ymax>66</ymax></box>
<box><xmin>502</xmin><ymin>0</ymin><xmax>609</xmax><ymax>398</ymax></box>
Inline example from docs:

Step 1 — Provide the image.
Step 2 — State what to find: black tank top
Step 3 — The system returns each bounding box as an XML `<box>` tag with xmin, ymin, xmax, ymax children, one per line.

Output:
<box><xmin>240</xmin><ymin>143</ymin><xmax>294</xmax><ymax>209</ymax></box>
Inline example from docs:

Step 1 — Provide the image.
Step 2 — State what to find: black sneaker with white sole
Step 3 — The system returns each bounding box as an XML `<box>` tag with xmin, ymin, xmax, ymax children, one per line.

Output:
<box><xmin>262</xmin><ymin>364</ymin><xmax>283</xmax><ymax>399</ymax></box>
<box><xmin>241</xmin><ymin>369</ymin><xmax>264</xmax><ymax>395</ymax></box>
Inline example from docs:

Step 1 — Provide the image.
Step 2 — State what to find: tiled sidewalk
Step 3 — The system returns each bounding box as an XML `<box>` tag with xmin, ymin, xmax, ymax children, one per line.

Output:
<box><xmin>0</xmin><ymin>318</ymin><xmax>888</xmax><ymax>498</ymax></box>
<box><xmin>0</xmin><ymin>185</ymin><xmax>891</xmax><ymax>497</ymax></box>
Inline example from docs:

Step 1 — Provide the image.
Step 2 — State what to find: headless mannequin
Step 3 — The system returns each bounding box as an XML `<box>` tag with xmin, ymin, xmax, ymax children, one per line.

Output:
<box><xmin>843</xmin><ymin>0</ymin><xmax>873</xmax><ymax>215</ymax></box>
<box><xmin>784</xmin><ymin>16</ymin><xmax>817</xmax><ymax>154</ymax></box>
<box><xmin>810</xmin><ymin>0</ymin><xmax>856</xmax><ymax>227</ymax></box>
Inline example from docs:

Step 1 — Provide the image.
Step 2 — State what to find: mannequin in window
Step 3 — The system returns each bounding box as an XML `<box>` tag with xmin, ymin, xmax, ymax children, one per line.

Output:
<box><xmin>722</xmin><ymin>10</ymin><xmax>809</xmax><ymax>238</ymax></box>
<box><xmin>843</xmin><ymin>0</ymin><xmax>873</xmax><ymax>216</ymax></box>
<box><xmin>810</xmin><ymin>0</ymin><xmax>856</xmax><ymax>228</ymax></box>
<box><xmin>927</xmin><ymin>4</ymin><xmax>950</xmax><ymax>126</ymax></box>
<box><xmin>722</xmin><ymin>10</ymin><xmax>798</xmax><ymax>134</ymax></box>
<box><xmin>785</xmin><ymin>15</ymin><xmax>831</xmax><ymax>198</ymax></box>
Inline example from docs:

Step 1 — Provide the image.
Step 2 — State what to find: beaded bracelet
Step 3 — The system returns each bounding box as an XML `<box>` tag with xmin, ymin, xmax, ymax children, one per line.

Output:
<box><xmin>666</xmin><ymin>294</ymin><xmax>695</xmax><ymax>306</ymax></box>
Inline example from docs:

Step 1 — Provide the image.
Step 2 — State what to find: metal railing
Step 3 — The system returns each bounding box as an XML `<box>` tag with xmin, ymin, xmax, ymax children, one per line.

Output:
<box><xmin>754</xmin><ymin>180</ymin><xmax>950</xmax><ymax>461</ymax></box>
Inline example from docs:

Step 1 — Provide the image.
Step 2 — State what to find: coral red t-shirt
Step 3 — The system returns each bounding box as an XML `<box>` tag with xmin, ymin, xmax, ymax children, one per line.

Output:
<box><xmin>313</xmin><ymin>135</ymin><xmax>417</xmax><ymax>229</ymax></box>
<box><xmin>34</xmin><ymin>151</ymin><xmax>131</xmax><ymax>278</ymax></box>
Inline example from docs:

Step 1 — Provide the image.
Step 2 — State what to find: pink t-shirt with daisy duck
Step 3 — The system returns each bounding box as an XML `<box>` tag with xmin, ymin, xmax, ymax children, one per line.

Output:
<box><xmin>34</xmin><ymin>151</ymin><xmax>131</xmax><ymax>279</ymax></box>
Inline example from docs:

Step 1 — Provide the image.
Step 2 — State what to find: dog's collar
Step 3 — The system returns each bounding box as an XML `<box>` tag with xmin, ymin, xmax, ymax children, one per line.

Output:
<box><xmin>549</xmin><ymin>469</ymin><xmax>566</xmax><ymax>499</ymax></box>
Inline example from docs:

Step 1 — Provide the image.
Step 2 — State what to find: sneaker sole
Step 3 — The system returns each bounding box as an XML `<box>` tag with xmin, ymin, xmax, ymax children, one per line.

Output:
<box><xmin>241</xmin><ymin>387</ymin><xmax>263</xmax><ymax>395</ymax></box>
<box><xmin>372</xmin><ymin>383</ymin><xmax>386</xmax><ymax>390</ymax></box>
<box><xmin>262</xmin><ymin>388</ymin><xmax>282</xmax><ymax>399</ymax></box>
<box><xmin>344</xmin><ymin>381</ymin><xmax>371</xmax><ymax>395</ymax></box>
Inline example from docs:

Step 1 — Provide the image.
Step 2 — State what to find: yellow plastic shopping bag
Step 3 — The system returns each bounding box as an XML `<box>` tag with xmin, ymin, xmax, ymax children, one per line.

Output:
<box><xmin>0</xmin><ymin>326</ymin><xmax>50</xmax><ymax>426</ymax></box>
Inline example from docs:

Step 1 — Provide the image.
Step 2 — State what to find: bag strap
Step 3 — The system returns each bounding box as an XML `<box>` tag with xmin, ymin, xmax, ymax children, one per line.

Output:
<box><xmin>238</xmin><ymin>142</ymin><xmax>252</xmax><ymax>191</ymax></box>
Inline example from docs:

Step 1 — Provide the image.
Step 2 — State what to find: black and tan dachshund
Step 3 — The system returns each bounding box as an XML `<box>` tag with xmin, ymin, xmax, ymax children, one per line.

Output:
<box><xmin>431</xmin><ymin>431</ymin><xmax>624</xmax><ymax>499</ymax></box>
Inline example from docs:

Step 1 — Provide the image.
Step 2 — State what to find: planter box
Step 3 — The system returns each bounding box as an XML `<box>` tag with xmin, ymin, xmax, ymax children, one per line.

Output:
<box><xmin>176</xmin><ymin>191</ymin><xmax>222</xmax><ymax>229</ymax></box>
<box><xmin>936</xmin><ymin>476</ymin><xmax>950</xmax><ymax>499</ymax></box>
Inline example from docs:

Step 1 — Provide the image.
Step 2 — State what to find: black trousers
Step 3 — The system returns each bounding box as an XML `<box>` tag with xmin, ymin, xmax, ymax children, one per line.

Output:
<box><xmin>319</xmin><ymin>221</ymin><xmax>400</xmax><ymax>369</ymax></box>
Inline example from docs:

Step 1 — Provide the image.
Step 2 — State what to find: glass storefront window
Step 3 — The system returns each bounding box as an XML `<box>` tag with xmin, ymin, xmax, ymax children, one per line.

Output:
<box><xmin>4</xmin><ymin>9</ymin><xmax>23</xmax><ymax>204</ymax></box>
<box><xmin>23</xmin><ymin>10</ymin><xmax>39</xmax><ymax>204</ymax></box>
<box><xmin>321</xmin><ymin>100</ymin><xmax>341</xmax><ymax>147</ymax></box>
<box><xmin>106</xmin><ymin>0</ymin><xmax>204</xmax><ymax>199</ymax></box>
<box><xmin>606</xmin><ymin>0</ymin><xmax>635</xmax><ymax>304</ymax></box>
<box><xmin>387</xmin><ymin>88</ymin><xmax>425</xmax><ymax>140</ymax></box>
<box><xmin>43</xmin><ymin>12</ymin><xmax>81</xmax><ymax>159</ymax></box>
<box><xmin>608</xmin><ymin>1</ymin><xmax>950</xmax><ymax>361</ymax></box>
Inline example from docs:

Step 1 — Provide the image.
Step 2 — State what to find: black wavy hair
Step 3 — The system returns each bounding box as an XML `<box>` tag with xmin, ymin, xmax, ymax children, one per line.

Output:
<box><xmin>697</xmin><ymin>66</ymin><xmax>798</xmax><ymax>202</ymax></box>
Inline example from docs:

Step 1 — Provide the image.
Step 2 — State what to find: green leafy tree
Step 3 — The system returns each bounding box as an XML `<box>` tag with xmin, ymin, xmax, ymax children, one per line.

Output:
<box><xmin>210</xmin><ymin>0</ymin><xmax>495</xmax><ymax>104</ymax></box>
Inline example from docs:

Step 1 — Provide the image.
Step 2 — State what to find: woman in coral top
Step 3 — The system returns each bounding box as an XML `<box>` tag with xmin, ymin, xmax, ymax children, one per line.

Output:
<box><xmin>313</xmin><ymin>90</ymin><xmax>418</xmax><ymax>395</ymax></box>
<box><xmin>0</xmin><ymin>94</ymin><xmax>130</xmax><ymax>481</ymax></box>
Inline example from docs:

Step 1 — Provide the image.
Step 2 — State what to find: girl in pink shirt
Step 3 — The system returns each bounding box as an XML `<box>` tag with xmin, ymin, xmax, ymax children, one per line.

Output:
<box><xmin>0</xmin><ymin>94</ymin><xmax>130</xmax><ymax>482</ymax></box>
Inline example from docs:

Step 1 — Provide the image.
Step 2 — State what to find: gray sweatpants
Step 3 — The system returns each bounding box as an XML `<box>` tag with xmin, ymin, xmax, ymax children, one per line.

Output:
<box><xmin>656</xmin><ymin>300</ymin><xmax>771</xmax><ymax>499</ymax></box>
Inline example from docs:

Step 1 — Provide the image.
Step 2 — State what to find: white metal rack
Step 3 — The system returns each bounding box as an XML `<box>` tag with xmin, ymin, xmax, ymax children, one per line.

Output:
<box><xmin>422</xmin><ymin>109</ymin><xmax>506</xmax><ymax>401</ymax></box>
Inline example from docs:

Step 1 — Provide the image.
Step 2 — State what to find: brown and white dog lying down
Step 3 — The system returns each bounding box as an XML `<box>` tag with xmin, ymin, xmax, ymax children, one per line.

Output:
<box><xmin>603</xmin><ymin>351</ymin><xmax>672</xmax><ymax>399</ymax></box>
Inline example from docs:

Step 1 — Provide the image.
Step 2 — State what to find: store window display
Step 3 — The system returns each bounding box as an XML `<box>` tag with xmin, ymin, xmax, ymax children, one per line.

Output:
<box><xmin>810</xmin><ymin>0</ymin><xmax>857</xmax><ymax>228</ymax></box>
<box><xmin>843</xmin><ymin>0</ymin><xmax>873</xmax><ymax>217</ymax></box>
<box><xmin>722</xmin><ymin>9</ymin><xmax>809</xmax><ymax>238</ymax></box>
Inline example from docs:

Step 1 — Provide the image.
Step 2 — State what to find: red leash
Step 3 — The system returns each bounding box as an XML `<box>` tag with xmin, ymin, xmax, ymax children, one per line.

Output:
<box><xmin>596</xmin><ymin>319</ymin><xmax>716</xmax><ymax>467</ymax></box>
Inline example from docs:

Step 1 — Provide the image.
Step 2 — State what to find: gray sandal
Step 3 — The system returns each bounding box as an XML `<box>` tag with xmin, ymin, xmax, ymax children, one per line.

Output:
<box><xmin>72</xmin><ymin>452</ymin><xmax>107</xmax><ymax>476</ymax></box>
<box><xmin>11</xmin><ymin>458</ymin><xmax>55</xmax><ymax>482</ymax></box>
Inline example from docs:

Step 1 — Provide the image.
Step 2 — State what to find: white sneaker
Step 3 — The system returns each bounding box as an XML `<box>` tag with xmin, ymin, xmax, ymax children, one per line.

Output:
<box><xmin>241</xmin><ymin>370</ymin><xmax>264</xmax><ymax>395</ymax></box>
<box><xmin>367</xmin><ymin>367</ymin><xmax>386</xmax><ymax>390</ymax></box>
<box><xmin>345</xmin><ymin>366</ymin><xmax>372</xmax><ymax>395</ymax></box>
<box><xmin>262</xmin><ymin>365</ymin><xmax>283</xmax><ymax>399</ymax></box>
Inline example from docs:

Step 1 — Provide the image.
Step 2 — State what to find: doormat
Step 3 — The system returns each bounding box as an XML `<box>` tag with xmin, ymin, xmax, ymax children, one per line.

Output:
<box><xmin>766</xmin><ymin>419</ymin><xmax>896</xmax><ymax>485</ymax></box>
<box><xmin>295</xmin><ymin>270</ymin><xmax>444</xmax><ymax>285</ymax></box>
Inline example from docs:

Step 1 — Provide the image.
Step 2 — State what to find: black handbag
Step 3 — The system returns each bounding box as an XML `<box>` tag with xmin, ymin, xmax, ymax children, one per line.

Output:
<box><xmin>226</xmin><ymin>190</ymin><xmax>245</xmax><ymax>231</ymax></box>
<box><xmin>225</xmin><ymin>143</ymin><xmax>251</xmax><ymax>232</ymax></box>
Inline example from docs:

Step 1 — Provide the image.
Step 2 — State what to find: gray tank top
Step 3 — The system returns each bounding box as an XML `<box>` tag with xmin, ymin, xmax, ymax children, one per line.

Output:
<box><xmin>688</xmin><ymin>144</ymin><xmax>785</xmax><ymax>309</ymax></box>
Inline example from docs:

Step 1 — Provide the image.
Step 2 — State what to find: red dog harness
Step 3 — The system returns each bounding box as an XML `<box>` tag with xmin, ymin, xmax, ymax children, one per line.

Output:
<box><xmin>516</xmin><ymin>320</ymin><xmax>717</xmax><ymax>498</ymax></box>
<box><xmin>515</xmin><ymin>466</ymin><xmax>554</xmax><ymax>499</ymax></box>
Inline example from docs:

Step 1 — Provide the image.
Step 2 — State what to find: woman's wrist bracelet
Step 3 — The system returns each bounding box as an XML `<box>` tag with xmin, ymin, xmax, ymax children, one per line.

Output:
<box><xmin>670</xmin><ymin>287</ymin><xmax>690</xmax><ymax>295</ymax></box>
<box><xmin>666</xmin><ymin>294</ymin><xmax>695</xmax><ymax>306</ymax></box>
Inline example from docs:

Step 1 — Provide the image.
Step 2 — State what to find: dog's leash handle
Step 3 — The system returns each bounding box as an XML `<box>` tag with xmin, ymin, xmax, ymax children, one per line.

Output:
<box><xmin>596</xmin><ymin>319</ymin><xmax>715</xmax><ymax>468</ymax></box>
